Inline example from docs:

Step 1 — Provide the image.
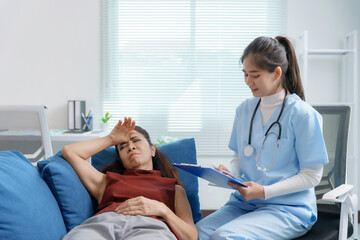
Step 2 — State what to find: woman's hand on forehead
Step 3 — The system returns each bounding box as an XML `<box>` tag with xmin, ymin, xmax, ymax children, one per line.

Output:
<box><xmin>107</xmin><ymin>117</ymin><xmax>136</xmax><ymax>146</ymax></box>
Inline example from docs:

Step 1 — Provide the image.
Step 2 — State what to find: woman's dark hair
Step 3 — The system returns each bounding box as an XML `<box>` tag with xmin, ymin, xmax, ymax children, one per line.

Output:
<box><xmin>101</xmin><ymin>126</ymin><xmax>183</xmax><ymax>186</ymax></box>
<box><xmin>241</xmin><ymin>36</ymin><xmax>305</xmax><ymax>101</ymax></box>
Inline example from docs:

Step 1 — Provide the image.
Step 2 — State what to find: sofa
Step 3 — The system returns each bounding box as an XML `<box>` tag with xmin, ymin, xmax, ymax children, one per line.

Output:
<box><xmin>0</xmin><ymin>138</ymin><xmax>202</xmax><ymax>240</ymax></box>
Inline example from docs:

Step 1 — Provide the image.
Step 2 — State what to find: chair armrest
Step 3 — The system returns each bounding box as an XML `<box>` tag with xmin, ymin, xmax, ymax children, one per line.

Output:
<box><xmin>322</xmin><ymin>184</ymin><xmax>359</xmax><ymax>239</ymax></box>
<box><xmin>322</xmin><ymin>184</ymin><xmax>354</xmax><ymax>203</ymax></box>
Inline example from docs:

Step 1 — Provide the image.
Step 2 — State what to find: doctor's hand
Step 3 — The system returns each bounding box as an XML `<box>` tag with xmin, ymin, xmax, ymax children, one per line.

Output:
<box><xmin>228</xmin><ymin>181</ymin><xmax>265</xmax><ymax>201</ymax></box>
<box><xmin>106</xmin><ymin>117</ymin><xmax>136</xmax><ymax>146</ymax></box>
<box><xmin>217</xmin><ymin>164</ymin><xmax>230</xmax><ymax>173</ymax></box>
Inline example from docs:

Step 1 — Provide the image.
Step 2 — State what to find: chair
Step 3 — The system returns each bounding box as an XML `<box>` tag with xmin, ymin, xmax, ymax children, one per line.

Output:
<box><xmin>0</xmin><ymin>105</ymin><xmax>53</xmax><ymax>164</ymax></box>
<box><xmin>295</xmin><ymin>105</ymin><xmax>358</xmax><ymax>240</ymax></box>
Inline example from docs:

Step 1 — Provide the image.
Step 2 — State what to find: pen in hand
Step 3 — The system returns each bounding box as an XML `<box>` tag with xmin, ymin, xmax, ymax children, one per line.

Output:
<box><xmin>211</xmin><ymin>164</ymin><xmax>246</xmax><ymax>182</ymax></box>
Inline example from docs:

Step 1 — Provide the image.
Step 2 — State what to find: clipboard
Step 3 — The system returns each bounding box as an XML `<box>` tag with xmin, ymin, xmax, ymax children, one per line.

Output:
<box><xmin>172</xmin><ymin>163</ymin><xmax>247</xmax><ymax>189</ymax></box>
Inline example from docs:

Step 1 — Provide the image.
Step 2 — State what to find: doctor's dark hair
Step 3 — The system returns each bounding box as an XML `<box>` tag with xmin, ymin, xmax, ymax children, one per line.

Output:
<box><xmin>101</xmin><ymin>125</ymin><xmax>183</xmax><ymax>186</ymax></box>
<box><xmin>241</xmin><ymin>36</ymin><xmax>305</xmax><ymax>101</ymax></box>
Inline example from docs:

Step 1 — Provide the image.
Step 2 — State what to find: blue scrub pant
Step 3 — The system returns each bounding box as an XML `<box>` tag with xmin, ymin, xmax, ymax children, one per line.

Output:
<box><xmin>196</xmin><ymin>195</ymin><xmax>310</xmax><ymax>240</ymax></box>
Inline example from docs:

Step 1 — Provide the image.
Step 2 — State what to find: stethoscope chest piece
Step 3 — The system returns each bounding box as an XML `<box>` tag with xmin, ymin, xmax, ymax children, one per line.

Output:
<box><xmin>243</xmin><ymin>144</ymin><xmax>254</xmax><ymax>157</ymax></box>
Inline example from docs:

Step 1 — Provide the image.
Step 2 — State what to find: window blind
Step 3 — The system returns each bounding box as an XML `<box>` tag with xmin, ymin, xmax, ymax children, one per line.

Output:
<box><xmin>102</xmin><ymin>0</ymin><xmax>287</xmax><ymax>156</ymax></box>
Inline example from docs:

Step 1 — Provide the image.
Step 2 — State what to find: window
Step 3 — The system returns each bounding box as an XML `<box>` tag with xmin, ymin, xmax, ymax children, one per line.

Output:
<box><xmin>102</xmin><ymin>0</ymin><xmax>287</xmax><ymax>156</ymax></box>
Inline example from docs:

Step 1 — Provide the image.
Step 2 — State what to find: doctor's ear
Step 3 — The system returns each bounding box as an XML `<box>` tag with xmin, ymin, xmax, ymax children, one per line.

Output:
<box><xmin>274</xmin><ymin>66</ymin><xmax>282</xmax><ymax>81</ymax></box>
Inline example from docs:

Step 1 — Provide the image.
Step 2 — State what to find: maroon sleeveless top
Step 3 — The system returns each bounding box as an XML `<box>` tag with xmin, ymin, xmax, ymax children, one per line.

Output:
<box><xmin>96</xmin><ymin>169</ymin><xmax>176</xmax><ymax>219</ymax></box>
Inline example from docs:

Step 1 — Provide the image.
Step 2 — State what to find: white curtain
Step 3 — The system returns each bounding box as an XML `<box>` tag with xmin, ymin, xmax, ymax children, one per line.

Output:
<box><xmin>102</xmin><ymin>0</ymin><xmax>287</xmax><ymax>156</ymax></box>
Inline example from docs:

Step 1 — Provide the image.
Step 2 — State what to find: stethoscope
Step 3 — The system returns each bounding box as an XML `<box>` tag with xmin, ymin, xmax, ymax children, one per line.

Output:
<box><xmin>243</xmin><ymin>90</ymin><xmax>287</xmax><ymax>172</ymax></box>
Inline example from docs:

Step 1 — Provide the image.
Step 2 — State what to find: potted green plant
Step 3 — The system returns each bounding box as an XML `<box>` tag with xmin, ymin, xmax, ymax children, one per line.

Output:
<box><xmin>101</xmin><ymin>112</ymin><xmax>112</xmax><ymax>131</ymax></box>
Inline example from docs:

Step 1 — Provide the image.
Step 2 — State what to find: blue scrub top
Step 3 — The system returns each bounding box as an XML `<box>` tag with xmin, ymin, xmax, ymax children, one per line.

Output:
<box><xmin>228</xmin><ymin>94</ymin><xmax>328</xmax><ymax>225</ymax></box>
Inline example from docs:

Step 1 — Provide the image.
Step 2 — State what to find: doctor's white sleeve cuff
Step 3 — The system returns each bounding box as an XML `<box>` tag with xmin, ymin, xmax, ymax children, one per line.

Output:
<box><xmin>263</xmin><ymin>165</ymin><xmax>323</xmax><ymax>200</ymax></box>
<box><xmin>229</xmin><ymin>153</ymin><xmax>240</xmax><ymax>177</ymax></box>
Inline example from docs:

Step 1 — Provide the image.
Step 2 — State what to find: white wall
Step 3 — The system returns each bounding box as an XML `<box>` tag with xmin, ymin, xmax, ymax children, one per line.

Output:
<box><xmin>0</xmin><ymin>0</ymin><xmax>102</xmax><ymax>129</ymax></box>
<box><xmin>1</xmin><ymin>0</ymin><xmax>359</xmax><ymax>210</ymax></box>
<box><xmin>287</xmin><ymin>0</ymin><xmax>360</xmax><ymax>104</ymax></box>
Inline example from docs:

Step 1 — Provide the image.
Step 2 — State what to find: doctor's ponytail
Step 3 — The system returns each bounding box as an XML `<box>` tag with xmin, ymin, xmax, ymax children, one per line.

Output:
<box><xmin>241</xmin><ymin>36</ymin><xmax>305</xmax><ymax>101</ymax></box>
<box><xmin>275</xmin><ymin>36</ymin><xmax>305</xmax><ymax>101</ymax></box>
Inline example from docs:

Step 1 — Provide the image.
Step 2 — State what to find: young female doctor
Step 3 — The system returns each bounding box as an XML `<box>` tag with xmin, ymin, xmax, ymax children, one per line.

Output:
<box><xmin>196</xmin><ymin>36</ymin><xmax>328</xmax><ymax>239</ymax></box>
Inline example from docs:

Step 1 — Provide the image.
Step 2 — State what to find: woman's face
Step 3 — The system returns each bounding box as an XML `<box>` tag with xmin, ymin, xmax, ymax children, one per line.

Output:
<box><xmin>242</xmin><ymin>55</ymin><xmax>283</xmax><ymax>97</ymax></box>
<box><xmin>117</xmin><ymin>131</ymin><xmax>155</xmax><ymax>170</ymax></box>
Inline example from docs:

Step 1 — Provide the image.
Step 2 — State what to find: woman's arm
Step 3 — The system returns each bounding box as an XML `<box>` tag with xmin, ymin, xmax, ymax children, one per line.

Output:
<box><xmin>62</xmin><ymin>136</ymin><xmax>111</xmax><ymax>203</ymax></box>
<box><xmin>114</xmin><ymin>185</ymin><xmax>197</xmax><ymax>240</ymax></box>
<box><xmin>62</xmin><ymin>117</ymin><xmax>136</xmax><ymax>203</ymax></box>
<box><xmin>167</xmin><ymin>185</ymin><xmax>198</xmax><ymax>240</ymax></box>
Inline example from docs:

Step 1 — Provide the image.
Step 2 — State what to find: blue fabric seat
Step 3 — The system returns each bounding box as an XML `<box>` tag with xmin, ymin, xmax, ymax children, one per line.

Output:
<box><xmin>0</xmin><ymin>138</ymin><xmax>201</xmax><ymax>239</ymax></box>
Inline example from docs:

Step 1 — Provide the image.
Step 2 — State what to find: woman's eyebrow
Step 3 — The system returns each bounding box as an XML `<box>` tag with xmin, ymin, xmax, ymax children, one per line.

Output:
<box><xmin>119</xmin><ymin>136</ymin><xmax>139</xmax><ymax>146</ymax></box>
